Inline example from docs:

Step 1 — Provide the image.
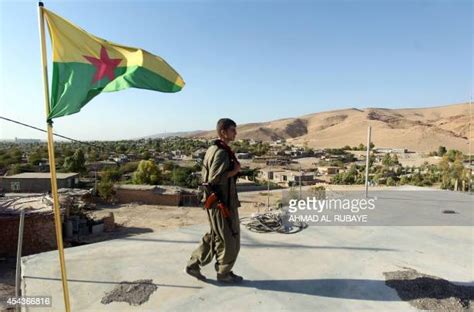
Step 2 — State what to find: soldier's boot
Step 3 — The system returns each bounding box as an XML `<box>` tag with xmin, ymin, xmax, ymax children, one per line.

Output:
<box><xmin>185</xmin><ymin>265</ymin><xmax>206</xmax><ymax>281</ymax></box>
<box><xmin>217</xmin><ymin>271</ymin><xmax>244</xmax><ymax>284</ymax></box>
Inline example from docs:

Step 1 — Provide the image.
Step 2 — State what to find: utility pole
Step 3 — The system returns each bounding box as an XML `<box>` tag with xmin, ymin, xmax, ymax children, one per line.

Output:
<box><xmin>266</xmin><ymin>166</ymin><xmax>270</xmax><ymax>212</ymax></box>
<box><xmin>469</xmin><ymin>95</ymin><xmax>472</xmax><ymax>193</ymax></box>
<box><xmin>299</xmin><ymin>164</ymin><xmax>302</xmax><ymax>200</ymax></box>
<box><xmin>365</xmin><ymin>126</ymin><xmax>372</xmax><ymax>198</ymax></box>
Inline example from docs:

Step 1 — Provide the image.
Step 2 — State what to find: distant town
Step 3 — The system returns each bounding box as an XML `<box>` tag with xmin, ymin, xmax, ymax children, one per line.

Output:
<box><xmin>1</xmin><ymin>136</ymin><xmax>472</xmax><ymax>201</ymax></box>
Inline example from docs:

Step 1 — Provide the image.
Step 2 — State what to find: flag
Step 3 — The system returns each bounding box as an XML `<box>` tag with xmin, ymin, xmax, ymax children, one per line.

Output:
<box><xmin>43</xmin><ymin>8</ymin><xmax>185</xmax><ymax>120</ymax></box>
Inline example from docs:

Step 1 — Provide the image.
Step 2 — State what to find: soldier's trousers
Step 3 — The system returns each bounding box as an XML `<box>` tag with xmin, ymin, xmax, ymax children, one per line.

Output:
<box><xmin>187</xmin><ymin>205</ymin><xmax>240</xmax><ymax>275</ymax></box>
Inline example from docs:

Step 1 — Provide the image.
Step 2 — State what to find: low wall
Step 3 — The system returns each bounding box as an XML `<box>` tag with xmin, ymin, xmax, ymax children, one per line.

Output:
<box><xmin>0</xmin><ymin>213</ymin><xmax>58</xmax><ymax>257</ymax></box>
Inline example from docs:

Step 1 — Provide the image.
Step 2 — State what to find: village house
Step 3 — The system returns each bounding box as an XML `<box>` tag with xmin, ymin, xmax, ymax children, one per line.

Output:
<box><xmin>317</xmin><ymin>166</ymin><xmax>340</xmax><ymax>175</ymax></box>
<box><xmin>374</xmin><ymin>147</ymin><xmax>408</xmax><ymax>154</ymax></box>
<box><xmin>2</xmin><ymin>172</ymin><xmax>79</xmax><ymax>193</ymax></box>
<box><xmin>258</xmin><ymin>169</ymin><xmax>319</xmax><ymax>187</ymax></box>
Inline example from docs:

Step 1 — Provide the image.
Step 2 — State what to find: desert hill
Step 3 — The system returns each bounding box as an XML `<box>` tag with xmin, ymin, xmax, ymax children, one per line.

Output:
<box><xmin>188</xmin><ymin>103</ymin><xmax>472</xmax><ymax>153</ymax></box>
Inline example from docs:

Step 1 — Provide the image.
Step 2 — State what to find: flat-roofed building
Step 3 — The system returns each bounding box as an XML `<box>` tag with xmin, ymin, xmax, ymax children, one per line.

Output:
<box><xmin>2</xmin><ymin>172</ymin><xmax>79</xmax><ymax>193</ymax></box>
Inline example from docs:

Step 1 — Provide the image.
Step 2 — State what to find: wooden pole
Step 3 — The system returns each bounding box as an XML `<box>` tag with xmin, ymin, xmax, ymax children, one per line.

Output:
<box><xmin>37</xmin><ymin>2</ymin><xmax>71</xmax><ymax>311</ymax></box>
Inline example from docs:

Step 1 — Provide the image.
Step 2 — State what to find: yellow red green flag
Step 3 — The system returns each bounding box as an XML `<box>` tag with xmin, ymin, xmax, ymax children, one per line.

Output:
<box><xmin>43</xmin><ymin>8</ymin><xmax>185</xmax><ymax>120</ymax></box>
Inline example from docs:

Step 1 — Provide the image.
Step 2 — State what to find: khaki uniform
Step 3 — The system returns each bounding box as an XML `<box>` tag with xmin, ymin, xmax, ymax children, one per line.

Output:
<box><xmin>187</xmin><ymin>144</ymin><xmax>241</xmax><ymax>274</ymax></box>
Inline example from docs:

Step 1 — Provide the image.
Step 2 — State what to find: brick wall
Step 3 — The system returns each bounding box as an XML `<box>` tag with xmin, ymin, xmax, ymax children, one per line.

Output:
<box><xmin>0</xmin><ymin>213</ymin><xmax>58</xmax><ymax>257</ymax></box>
<box><xmin>115</xmin><ymin>189</ymin><xmax>181</xmax><ymax>206</ymax></box>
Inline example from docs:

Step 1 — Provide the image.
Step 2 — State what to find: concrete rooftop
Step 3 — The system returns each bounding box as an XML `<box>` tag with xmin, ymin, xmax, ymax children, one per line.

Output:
<box><xmin>21</xmin><ymin>190</ymin><xmax>473</xmax><ymax>311</ymax></box>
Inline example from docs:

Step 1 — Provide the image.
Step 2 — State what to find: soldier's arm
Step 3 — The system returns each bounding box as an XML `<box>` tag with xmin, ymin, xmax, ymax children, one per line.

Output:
<box><xmin>227</xmin><ymin>163</ymin><xmax>241</xmax><ymax>177</ymax></box>
<box><xmin>208</xmin><ymin>149</ymin><xmax>230</xmax><ymax>185</ymax></box>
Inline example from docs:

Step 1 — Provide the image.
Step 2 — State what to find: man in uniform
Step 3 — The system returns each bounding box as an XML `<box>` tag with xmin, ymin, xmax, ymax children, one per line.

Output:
<box><xmin>185</xmin><ymin>118</ymin><xmax>243</xmax><ymax>283</ymax></box>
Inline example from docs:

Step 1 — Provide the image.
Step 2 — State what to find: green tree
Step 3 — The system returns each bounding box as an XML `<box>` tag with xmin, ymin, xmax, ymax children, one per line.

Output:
<box><xmin>141</xmin><ymin>151</ymin><xmax>152</xmax><ymax>160</ymax></box>
<box><xmin>133</xmin><ymin>160</ymin><xmax>161</xmax><ymax>185</ymax></box>
<box><xmin>28</xmin><ymin>151</ymin><xmax>43</xmax><ymax>166</ymax></box>
<box><xmin>63</xmin><ymin>148</ymin><xmax>86</xmax><ymax>173</ymax></box>
<box><xmin>8</xmin><ymin>164</ymin><xmax>22</xmax><ymax>175</ymax></box>
<box><xmin>386</xmin><ymin>177</ymin><xmax>396</xmax><ymax>186</ymax></box>
<box><xmin>98</xmin><ymin>178</ymin><xmax>115</xmax><ymax>202</ymax></box>
<box><xmin>120</xmin><ymin>162</ymin><xmax>139</xmax><ymax>174</ymax></box>
<box><xmin>437</xmin><ymin>146</ymin><xmax>447</xmax><ymax>157</ymax></box>
<box><xmin>172</xmin><ymin>166</ymin><xmax>200</xmax><ymax>188</ymax></box>
<box><xmin>399</xmin><ymin>175</ymin><xmax>409</xmax><ymax>185</ymax></box>
<box><xmin>87</xmin><ymin>150</ymin><xmax>98</xmax><ymax>162</ymax></box>
<box><xmin>331</xmin><ymin>165</ymin><xmax>363</xmax><ymax>185</ymax></box>
<box><xmin>392</xmin><ymin>154</ymin><xmax>399</xmax><ymax>165</ymax></box>
<box><xmin>240</xmin><ymin>168</ymin><xmax>259</xmax><ymax>181</ymax></box>
<box><xmin>368</xmin><ymin>153</ymin><xmax>376</xmax><ymax>167</ymax></box>
<box><xmin>439</xmin><ymin>151</ymin><xmax>468</xmax><ymax>190</ymax></box>
<box><xmin>446</xmin><ymin>149</ymin><xmax>462</xmax><ymax>162</ymax></box>
<box><xmin>382</xmin><ymin>153</ymin><xmax>393</xmax><ymax>167</ymax></box>
<box><xmin>101</xmin><ymin>167</ymin><xmax>122</xmax><ymax>182</ymax></box>
<box><xmin>343</xmin><ymin>164</ymin><xmax>358</xmax><ymax>184</ymax></box>
<box><xmin>62</xmin><ymin>146</ymin><xmax>74</xmax><ymax>158</ymax></box>
<box><xmin>117</xmin><ymin>144</ymin><xmax>128</xmax><ymax>154</ymax></box>
<box><xmin>162</xmin><ymin>161</ymin><xmax>176</xmax><ymax>171</ymax></box>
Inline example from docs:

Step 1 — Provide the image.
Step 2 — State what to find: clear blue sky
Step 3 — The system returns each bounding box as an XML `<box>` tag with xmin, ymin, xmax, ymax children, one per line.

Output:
<box><xmin>0</xmin><ymin>0</ymin><xmax>472</xmax><ymax>141</ymax></box>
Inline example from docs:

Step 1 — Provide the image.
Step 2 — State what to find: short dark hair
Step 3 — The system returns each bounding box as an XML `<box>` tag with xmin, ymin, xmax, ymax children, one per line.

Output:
<box><xmin>216</xmin><ymin>118</ymin><xmax>237</xmax><ymax>135</ymax></box>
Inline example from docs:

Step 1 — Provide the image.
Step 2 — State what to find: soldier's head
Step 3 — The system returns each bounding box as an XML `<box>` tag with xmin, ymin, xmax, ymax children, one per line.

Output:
<box><xmin>216</xmin><ymin>118</ymin><xmax>237</xmax><ymax>142</ymax></box>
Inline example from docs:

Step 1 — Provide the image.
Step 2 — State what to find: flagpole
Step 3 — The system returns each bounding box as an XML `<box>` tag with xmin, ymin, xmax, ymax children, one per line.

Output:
<box><xmin>37</xmin><ymin>2</ymin><xmax>71</xmax><ymax>311</ymax></box>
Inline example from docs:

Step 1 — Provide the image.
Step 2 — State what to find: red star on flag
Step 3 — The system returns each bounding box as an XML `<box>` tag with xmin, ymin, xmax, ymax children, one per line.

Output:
<box><xmin>83</xmin><ymin>46</ymin><xmax>122</xmax><ymax>83</ymax></box>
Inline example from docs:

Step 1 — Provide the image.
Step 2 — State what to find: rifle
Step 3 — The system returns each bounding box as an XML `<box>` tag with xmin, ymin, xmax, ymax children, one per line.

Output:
<box><xmin>202</xmin><ymin>183</ymin><xmax>238</xmax><ymax>236</ymax></box>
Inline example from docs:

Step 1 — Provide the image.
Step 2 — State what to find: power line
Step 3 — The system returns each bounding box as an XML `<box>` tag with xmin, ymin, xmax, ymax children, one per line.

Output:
<box><xmin>0</xmin><ymin>115</ymin><xmax>104</xmax><ymax>150</ymax></box>
<box><xmin>0</xmin><ymin>116</ymin><xmax>135</xmax><ymax>169</ymax></box>
<box><xmin>0</xmin><ymin>116</ymin><xmax>121</xmax><ymax>189</ymax></box>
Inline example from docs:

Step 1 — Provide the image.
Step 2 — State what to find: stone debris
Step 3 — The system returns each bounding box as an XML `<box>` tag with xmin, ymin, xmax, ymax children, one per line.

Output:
<box><xmin>101</xmin><ymin>279</ymin><xmax>158</xmax><ymax>306</ymax></box>
<box><xmin>384</xmin><ymin>268</ymin><xmax>474</xmax><ymax>311</ymax></box>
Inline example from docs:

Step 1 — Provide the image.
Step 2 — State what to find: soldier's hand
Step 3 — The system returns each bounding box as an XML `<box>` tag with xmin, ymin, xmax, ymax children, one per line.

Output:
<box><xmin>229</xmin><ymin>163</ymin><xmax>241</xmax><ymax>177</ymax></box>
<box><xmin>234</xmin><ymin>163</ymin><xmax>241</xmax><ymax>173</ymax></box>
